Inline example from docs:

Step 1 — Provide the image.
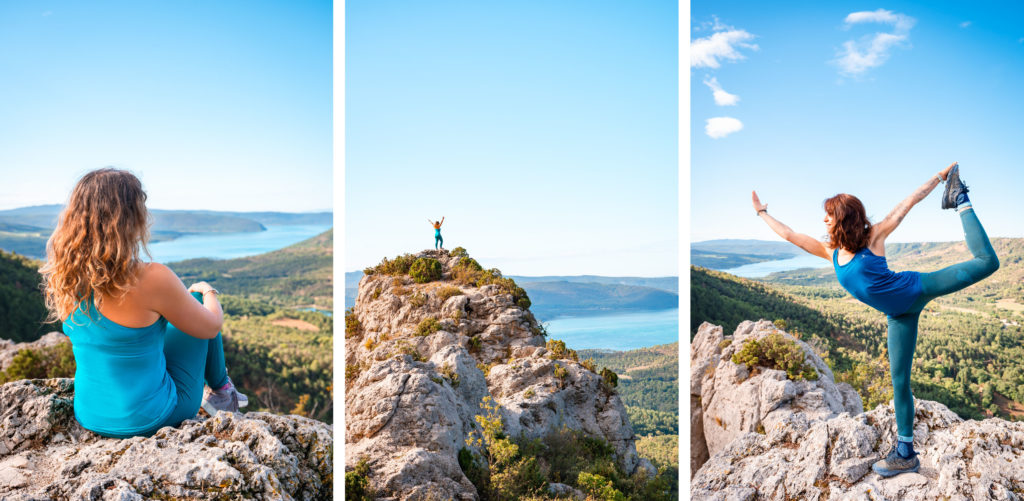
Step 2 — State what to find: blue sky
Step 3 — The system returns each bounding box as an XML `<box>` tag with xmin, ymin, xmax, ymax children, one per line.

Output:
<box><xmin>691</xmin><ymin>1</ymin><xmax>1024</xmax><ymax>244</ymax></box>
<box><xmin>0</xmin><ymin>1</ymin><xmax>331</xmax><ymax>213</ymax></box>
<box><xmin>346</xmin><ymin>0</ymin><xmax>678</xmax><ymax>277</ymax></box>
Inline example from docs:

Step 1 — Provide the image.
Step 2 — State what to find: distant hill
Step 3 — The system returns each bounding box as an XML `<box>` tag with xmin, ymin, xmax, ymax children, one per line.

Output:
<box><xmin>579</xmin><ymin>342</ymin><xmax>678</xmax><ymax>437</ymax></box>
<box><xmin>0</xmin><ymin>251</ymin><xmax>59</xmax><ymax>343</ymax></box>
<box><xmin>691</xmin><ymin>249</ymin><xmax>793</xmax><ymax>270</ymax></box>
<box><xmin>692</xmin><ymin>239</ymin><xmax>801</xmax><ymax>257</ymax></box>
<box><xmin>169</xmin><ymin>229</ymin><xmax>333</xmax><ymax>309</ymax></box>
<box><xmin>0</xmin><ymin>205</ymin><xmax>331</xmax><ymax>259</ymax></box>
<box><xmin>344</xmin><ymin>269</ymin><xmax>679</xmax><ymax>317</ymax></box>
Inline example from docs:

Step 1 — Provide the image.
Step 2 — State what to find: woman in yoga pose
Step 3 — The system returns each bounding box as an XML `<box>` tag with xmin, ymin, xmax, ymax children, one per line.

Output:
<box><xmin>430</xmin><ymin>217</ymin><xmax>445</xmax><ymax>250</ymax></box>
<box><xmin>41</xmin><ymin>168</ymin><xmax>247</xmax><ymax>438</ymax></box>
<box><xmin>752</xmin><ymin>162</ymin><xmax>998</xmax><ymax>477</ymax></box>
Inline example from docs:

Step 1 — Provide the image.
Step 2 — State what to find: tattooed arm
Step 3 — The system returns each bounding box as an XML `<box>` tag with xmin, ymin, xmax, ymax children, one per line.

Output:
<box><xmin>870</xmin><ymin>162</ymin><xmax>957</xmax><ymax>249</ymax></box>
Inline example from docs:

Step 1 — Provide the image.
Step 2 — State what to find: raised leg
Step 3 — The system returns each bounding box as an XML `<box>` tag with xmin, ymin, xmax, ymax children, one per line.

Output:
<box><xmin>918</xmin><ymin>208</ymin><xmax>999</xmax><ymax>299</ymax></box>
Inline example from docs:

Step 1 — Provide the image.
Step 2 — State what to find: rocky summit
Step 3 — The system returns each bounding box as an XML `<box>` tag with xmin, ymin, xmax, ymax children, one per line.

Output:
<box><xmin>0</xmin><ymin>378</ymin><xmax>332</xmax><ymax>500</ymax></box>
<box><xmin>691</xmin><ymin>320</ymin><xmax>1024</xmax><ymax>500</ymax></box>
<box><xmin>345</xmin><ymin>249</ymin><xmax>650</xmax><ymax>500</ymax></box>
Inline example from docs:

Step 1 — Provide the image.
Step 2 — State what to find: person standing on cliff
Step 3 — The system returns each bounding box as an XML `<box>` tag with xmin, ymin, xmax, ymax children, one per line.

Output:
<box><xmin>752</xmin><ymin>162</ymin><xmax>999</xmax><ymax>478</ymax></box>
<box><xmin>40</xmin><ymin>168</ymin><xmax>249</xmax><ymax>439</ymax></box>
<box><xmin>430</xmin><ymin>217</ymin><xmax>445</xmax><ymax>250</ymax></box>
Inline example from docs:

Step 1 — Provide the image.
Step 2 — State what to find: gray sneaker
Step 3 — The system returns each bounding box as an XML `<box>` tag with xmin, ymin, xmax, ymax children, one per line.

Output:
<box><xmin>201</xmin><ymin>376</ymin><xmax>243</xmax><ymax>414</ymax></box>
<box><xmin>872</xmin><ymin>444</ymin><xmax>920</xmax><ymax>477</ymax></box>
<box><xmin>942</xmin><ymin>164</ymin><xmax>969</xmax><ymax>209</ymax></box>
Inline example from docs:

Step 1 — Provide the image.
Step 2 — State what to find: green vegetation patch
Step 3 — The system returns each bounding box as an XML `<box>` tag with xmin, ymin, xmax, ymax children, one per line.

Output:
<box><xmin>409</xmin><ymin>257</ymin><xmax>442</xmax><ymax>283</ymax></box>
<box><xmin>363</xmin><ymin>253</ymin><xmax>417</xmax><ymax>277</ymax></box>
<box><xmin>0</xmin><ymin>342</ymin><xmax>76</xmax><ymax>384</ymax></box>
<box><xmin>450</xmin><ymin>249</ymin><xmax>531</xmax><ymax>309</ymax></box>
<box><xmin>0</xmin><ymin>250</ymin><xmax>61</xmax><ymax>342</ymax></box>
<box><xmin>545</xmin><ymin>339</ymin><xmax>579</xmax><ymax>362</ymax></box>
<box><xmin>731</xmin><ymin>332</ymin><xmax>818</xmax><ymax>381</ymax></box>
<box><xmin>345</xmin><ymin>458</ymin><xmax>373</xmax><ymax>501</ymax></box>
<box><xmin>415</xmin><ymin>317</ymin><xmax>441</xmax><ymax>337</ymax></box>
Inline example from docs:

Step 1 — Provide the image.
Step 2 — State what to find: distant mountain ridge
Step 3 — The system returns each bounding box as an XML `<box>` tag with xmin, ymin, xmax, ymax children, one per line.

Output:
<box><xmin>344</xmin><ymin>269</ymin><xmax>679</xmax><ymax>318</ymax></box>
<box><xmin>0</xmin><ymin>205</ymin><xmax>331</xmax><ymax>259</ymax></box>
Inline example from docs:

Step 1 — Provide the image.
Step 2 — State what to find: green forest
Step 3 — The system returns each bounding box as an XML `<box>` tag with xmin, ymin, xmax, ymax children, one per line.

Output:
<box><xmin>692</xmin><ymin>238</ymin><xmax>1024</xmax><ymax>422</ymax></box>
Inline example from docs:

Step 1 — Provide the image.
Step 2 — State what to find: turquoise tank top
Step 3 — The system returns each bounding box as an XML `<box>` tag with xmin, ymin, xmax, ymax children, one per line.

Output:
<box><xmin>833</xmin><ymin>248</ymin><xmax>923</xmax><ymax>317</ymax></box>
<box><xmin>63</xmin><ymin>300</ymin><xmax>177</xmax><ymax>438</ymax></box>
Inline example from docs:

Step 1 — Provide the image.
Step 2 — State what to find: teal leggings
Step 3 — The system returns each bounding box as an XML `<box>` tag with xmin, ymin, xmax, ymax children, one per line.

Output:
<box><xmin>158</xmin><ymin>292</ymin><xmax>229</xmax><ymax>428</ymax></box>
<box><xmin>887</xmin><ymin>208</ymin><xmax>999</xmax><ymax>440</ymax></box>
<box><xmin>435</xmin><ymin>233</ymin><xmax>443</xmax><ymax>249</ymax></box>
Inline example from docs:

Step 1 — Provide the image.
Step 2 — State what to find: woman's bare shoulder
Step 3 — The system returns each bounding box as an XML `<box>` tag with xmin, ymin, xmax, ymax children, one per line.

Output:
<box><xmin>137</xmin><ymin>262</ymin><xmax>181</xmax><ymax>290</ymax></box>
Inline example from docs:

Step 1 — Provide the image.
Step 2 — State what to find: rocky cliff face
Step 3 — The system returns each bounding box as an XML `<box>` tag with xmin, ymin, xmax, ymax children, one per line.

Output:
<box><xmin>345</xmin><ymin>250</ymin><xmax>646</xmax><ymax>500</ymax></box>
<box><xmin>0</xmin><ymin>378</ymin><xmax>332</xmax><ymax>500</ymax></box>
<box><xmin>691</xmin><ymin>320</ymin><xmax>1024</xmax><ymax>500</ymax></box>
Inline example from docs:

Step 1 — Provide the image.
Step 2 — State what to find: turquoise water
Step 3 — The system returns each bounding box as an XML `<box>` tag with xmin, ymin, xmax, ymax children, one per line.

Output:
<box><xmin>544</xmin><ymin>308</ymin><xmax>678</xmax><ymax>351</ymax></box>
<box><xmin>148</xmin><ymin>224</ymin><xmax>331</xmax><ymax>263</ymax></box>
<box><xmin>724</xmin><ymin>254</ymin><xmax>830</xmax><ymax>278</ymax></box>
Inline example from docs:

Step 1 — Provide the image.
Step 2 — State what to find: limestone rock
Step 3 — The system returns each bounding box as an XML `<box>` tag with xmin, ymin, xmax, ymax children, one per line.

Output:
<box><xmin>0</xmin><ymin>378</ymin><xmax>332</xmax><ymax>500</ymax></box>
<box><xmin>346</xmin><ymin>249</ymin><xmax>643</xmax><ymax>499</ymax></box>
<box><xmin>692</xmin><ymin>320</ymin><xmax>1024</xmax><ymax>500</ymax></box>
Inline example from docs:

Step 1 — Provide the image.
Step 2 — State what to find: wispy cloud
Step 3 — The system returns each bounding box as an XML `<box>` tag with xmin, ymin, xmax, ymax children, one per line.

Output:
<box><xmin>703</xmin><ymin>77</ymin><xmax>740</xmax><ymax>106</ymax></box>
<box><xmin>705</xmin><ymin>117</ymin><xmax>744</xmax><ymax>139</ymax></box>
<box><xmin>960</xmin><ymin>21</ymin><xmax>971</xmax><ymax>28</ymax></box>
<box><xmin>691</xmin><ymin>27</ymin><xmax>758</xmax><ymax>68</ymax></box>
<box><xmin>834</xmin><ymin>9</ymin><xmax>916</xmax><ymax>76</ymax></box>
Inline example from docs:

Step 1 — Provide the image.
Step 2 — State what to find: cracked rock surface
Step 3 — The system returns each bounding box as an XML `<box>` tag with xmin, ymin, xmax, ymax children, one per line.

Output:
<box><xmin>345</xmin><ymin>250</ymin><xmax>642</xmax><ymax>500</ymax></box>
<box><xmin>691</xmin><ymin>320</ymin><xmax>1024</xmax><ymax>500</ymax></box>
<box><xmin>0</xmin><ymin>378</ymin><xmax>332</xmax><ymax>500</ymax></box>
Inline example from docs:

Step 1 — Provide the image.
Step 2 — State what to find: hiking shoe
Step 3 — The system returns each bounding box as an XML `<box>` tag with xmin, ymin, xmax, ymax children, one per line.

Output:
<box><xmin>872</xmin><ymin>444</ymin><xmax>920</xmax><ymax>477</ymax></box>
<box><xmin>201</xmin><ymin>376</ymin><xmax>242</xmax><ymax>414</ymax></box>
<box><xmin>942</xmin><ymin>164</ymin><xmax>969</xmax><ymax>209</ymax></box>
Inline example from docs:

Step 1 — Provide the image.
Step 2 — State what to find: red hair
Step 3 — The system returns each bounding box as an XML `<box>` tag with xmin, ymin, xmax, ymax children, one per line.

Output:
<box><xmin>824</xmin><ymin>193</ymin><xmax>871</xmax><ymax>252</ymax></box>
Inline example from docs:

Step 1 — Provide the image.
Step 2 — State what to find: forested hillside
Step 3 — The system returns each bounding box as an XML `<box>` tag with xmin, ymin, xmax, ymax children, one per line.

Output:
<box><xmin>0</xmin><ymin>250</ymin><xmax>58</xmax><ymax>342</ymax></box>
<box><xmin>693</xmin><ymin>246</ymin><xmax>1024</xmax><ymax>422</ymax></box>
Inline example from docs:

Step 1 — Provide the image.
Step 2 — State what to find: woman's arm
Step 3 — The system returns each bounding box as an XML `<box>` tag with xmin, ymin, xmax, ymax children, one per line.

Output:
<box><xmin>440</xmin><ymin>216</ymin><xmax>444</xmax><ymax>225</ymax></box>
<box><xmin>752</xmin><ymin>191</ymin><xmax>831</xmax><ymax>260</ymax></box>
<box><xmin>871</xmin><ymin>162</ymin><xmax>956</xmax><ymax>243</ymax></box>
<box><xmin>140</xmin><ymin>263</ymin><xmax>223</xmax><ymax>339</ymax></box>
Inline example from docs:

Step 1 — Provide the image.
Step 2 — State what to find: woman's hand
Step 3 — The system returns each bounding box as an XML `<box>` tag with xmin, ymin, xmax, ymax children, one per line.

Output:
<box><xmin>188</xmin><ymin>281</ymin><xmax>216</xmax><ymax>295</ymax></box>
<box><xmin>939</xmin><ymin>161</ymin><xmax>958</xmax><ymax>181</ymax></box>
<box><xmin>752</xmin><ymin>191</ymin><xmax>768</xmax><ymax>214</ymax></box>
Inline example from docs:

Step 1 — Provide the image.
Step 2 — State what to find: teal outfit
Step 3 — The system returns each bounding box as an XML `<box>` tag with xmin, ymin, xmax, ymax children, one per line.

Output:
<box><xmin>434</xmin><ymin>227</ymin><xmax>443</xmax><ymax>249</ymax></box>
<box><xmin>833</xmin><ymin>208</ymin><xmax>998</xmax><ymax>442</ymax></box>
<box><xmin>64</xmin><ymin>292</ymin><xmax>228</xmax><ymax>438</ymax></box>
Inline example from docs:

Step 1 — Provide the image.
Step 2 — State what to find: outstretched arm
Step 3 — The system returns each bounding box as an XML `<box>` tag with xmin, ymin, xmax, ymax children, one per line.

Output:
<box><xmin>752</xmin><ymin>191</ymin><xmax>830</xmax><ymax>261</ymax></box>
<box><xmin>440</xmin><ymin>216</ymin><xmax>445</xmax><ymax>225</ymax></box>
<box><xmin>872</xmin><ymin>162</ymin><xmax>956</xmax><ymax>243</ymax></box>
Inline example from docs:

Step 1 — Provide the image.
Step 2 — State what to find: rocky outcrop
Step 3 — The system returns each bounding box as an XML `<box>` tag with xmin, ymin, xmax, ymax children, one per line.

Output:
<box><xmin>0</xmin><ymin>332</ymin><xmax>68</xmax><ymax>371</ymax></box>
<box><xmin>0</xmin><ymin>378</ymin><xmax>332</xmax><ymax>500</ymax></box>
<box><xmin>691</xmin><ymin>320</ymin><xmax>1024</xmax><ymax>500</ymax></box>
<box><xmin>345</xmin><ymin>250</ymin><xmax>643</xmax><ymax>500</ymax></box>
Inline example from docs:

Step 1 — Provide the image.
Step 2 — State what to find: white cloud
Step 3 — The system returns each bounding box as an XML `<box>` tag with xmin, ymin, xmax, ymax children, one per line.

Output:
<box><xmin>691</xmin><ymin>29</ymin><xmax>758</xmax><ymax>68</ymax></box>
<box><xmin>703</xmin><ymin>77</ymin><xmax>740</xmax><ymax>106</ymax></box>
<box><xmin>959</xmin><ymin>21</ymin><xmax>971</xmax><ymax>28</ymax></box>
<box><xmin>835</xmin><ymin>9</ymin><xmax>916</xmax><ymax>76</ymax></box>
<box><xmin>705</xmin><ymin>117</ymin><xmax>744</xmax><ymax>138</ymax></box>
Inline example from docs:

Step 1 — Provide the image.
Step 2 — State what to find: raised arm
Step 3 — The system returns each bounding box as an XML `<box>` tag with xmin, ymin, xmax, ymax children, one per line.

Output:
<box><xmin>140</xmin><ymin>263</ymin><xmax>223</xmax><ymax>339</ymax></box>
<box><xmin>871</xmin><ymin>162</ymin><xmax>956</xmax><ymax>243</ymax></box>
<box><xmin>752</xmin><ymin>191</ymin><xmax>830</xmax><ymax>261</ymax></box>
<box><xmin>440</xmin><ymin>216</ymin><xmax>444</xmax><ymax>225</ymax></box>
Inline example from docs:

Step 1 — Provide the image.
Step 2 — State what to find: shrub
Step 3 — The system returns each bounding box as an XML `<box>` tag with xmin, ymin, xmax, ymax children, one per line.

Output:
<box><xmin>600</xmin><ymin>367</ymin><xmax>618</xmax><ymax>388</ymax></box>
<box><xmin>524</xmin><ymin>388</ymin><xmax>535</xmax><ymax>398</ymax></box>
<box><xmin>530</xmin><ymin>322</ymin><xmax>548</xmax><ymax>338</ymax></box>
<box><xmin>409</xmin><ymin>291</ymin><xmax>427</xmax><ymax>307</ymax></box>
<box><xmin>416</xmin><ymin>317</ymin><xmax>441</xmax><ymax>336</ymax></box>
<box><xmin>437</xmin><ymin>286</ymin><xmax>464</xmax><ymax>303</ymax></box>
<box><xmin>365</xmin><ymin>253</ymin><xmax>417</xmax><ymax>276</ymax></box>
<box><xmin>345</xmin><ymin>458</ymin><xmax>373</xmax><ymax>501</ymax></box>
<box><xmin>450</xmin><ymin>246</ymin><xmax>469</xmax><ymax>259</ymax></box>
<box><xmin>345</xmin><ymin>309</ymin><xmax>362</xmax><ymax>338</ymax></box>
<box><xmin>477</xmin><ymin>362</ymin><xmax>494</xmax><ymax>377</ymax></box>
<box><xmin>578</xmin><ymin>472</ymin><xmax>627</xmax><ymax>501</ymax></box>
<box><xmin>545</xmin><ymin>339</ymin><xmax>578</xmax><ymax>362</ymax></box>
<box><xmin>345</xmin><ymin>364</ymin><xmax>360</xmax><ymax>383</ymax></box>
<box><xmin>581</xmin><ymin>358</ymin><xmax>597</xmax><ymax>373</ymax></box>
<box><xmin>553</xmin><ymin>364</ymin><xmax>569</xmax><ymax>382</ymax></box>
<box><xmin>394</xmin><ymin>341</ymin><xmax>425</xmax><ymax>362</ymax></box>
<box><xmin>439</xmin><ymin>363</ymin><xmax>460</xmax><ymax>388</ymax></box>
<box><xmin>465</xmin><ymin>396</ymin><xmax>546</xmax><ymax>500</ymax></box>
<box><xmin>0</xmin><ymin>342</ymin><xmax>76</xmax><ymax>383</ymax></box>
<box><xmin>731</xmin><ymin>333</ymin><xmax>819</xmax><ymax>381</ymax></box>
<box><xmin>468</xmin><ymin>335</ymin><xmax>482</xmax><ymax>353</ymax></box>
<box><xmin>409</xmin><ymin>257</ymin><xmax>442</xmax><ymax>284</ymax></box>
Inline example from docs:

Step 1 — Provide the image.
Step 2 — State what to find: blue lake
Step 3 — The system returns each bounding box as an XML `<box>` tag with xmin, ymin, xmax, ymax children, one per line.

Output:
<box><xmin>543</xmin><ymin>308</ymin><xmax>679</xmax><ymax>351</ymax></box>
<box><xmin>148</xmin><ymin>224</ymin><xmax>331</xmax><ymax>263</ymax></box>
<box><xmin>723</xmin><ymin>254</ymin><xmax>830</xmax><ymax>278</ymax></box>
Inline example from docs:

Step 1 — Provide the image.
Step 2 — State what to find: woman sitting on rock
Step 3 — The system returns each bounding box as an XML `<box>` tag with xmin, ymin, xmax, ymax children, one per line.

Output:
<box><xmin>752</xmin><ymin>162</ymin><xmax>998</xmax><ymax>477</ymax></box>
<box><xmin>40</xmin><ymin>168</ymin><xmax>247</xmax><ymax>438</ymax></box>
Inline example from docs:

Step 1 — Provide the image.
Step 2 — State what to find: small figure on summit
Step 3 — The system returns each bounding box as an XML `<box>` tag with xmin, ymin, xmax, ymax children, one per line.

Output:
<box><xmin>752</xmin><ymin>162</ymin><xmax>999</xmax><ymax>478</ymax></box>
<box><xmin>430</xmin><ymin>217</ymin><xmax>445</xmax><ymax>250</ymax></box>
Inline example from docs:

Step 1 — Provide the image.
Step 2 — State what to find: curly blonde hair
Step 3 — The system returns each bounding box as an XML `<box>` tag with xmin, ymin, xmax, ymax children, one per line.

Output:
<box><xmin>41</xmin><ymin>168</ymin><xmax>151</xmax><ymax>322</ymax></box>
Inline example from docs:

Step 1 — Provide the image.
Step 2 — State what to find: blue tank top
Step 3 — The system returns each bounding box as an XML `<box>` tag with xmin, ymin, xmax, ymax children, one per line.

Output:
<box><xmin>435</xmin><ymin>228</ymin><xmax>441</xmax><ymax>237</ymax></box>
<box><xmin>833</xmin><ymin>248</ymin><xmax>923</xmax><ymax>317</ymax></box>
<box><xmin>63</xmin><ymin>299</ymin><xmax>177</xmax><ymax>438</ymax></box>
